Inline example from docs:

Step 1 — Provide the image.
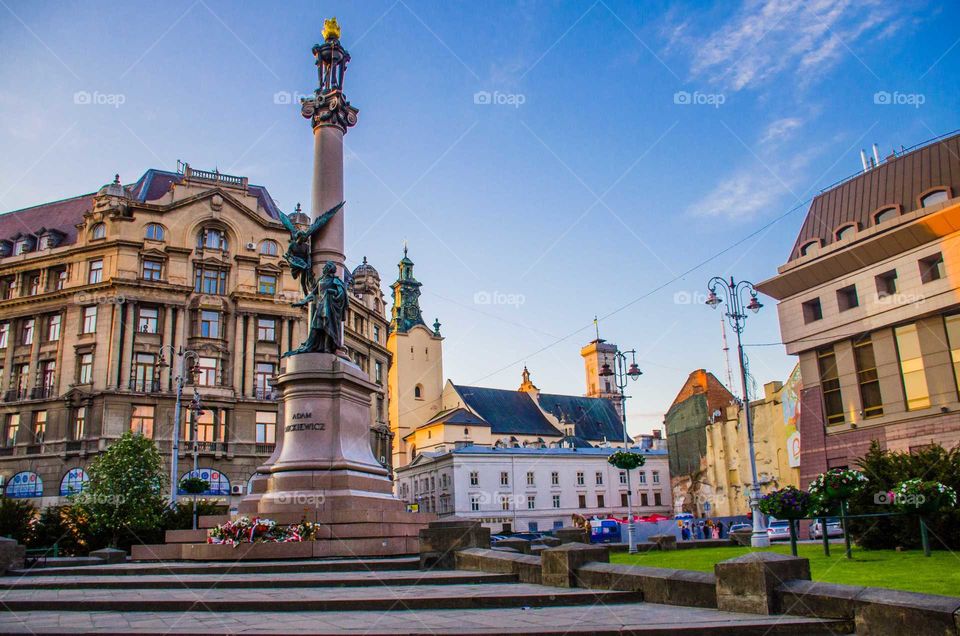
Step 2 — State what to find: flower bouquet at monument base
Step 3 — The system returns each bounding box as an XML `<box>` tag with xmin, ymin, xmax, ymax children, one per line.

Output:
<box><xmin>757</xmin><ymin>486</ymin><xmax>813</xmax><ymax>519</ymax></box>
<box><xmin>893</xmin><ymin>478</ymin><xmax>958</xmax><ymax>514</ymax></box>
<box><xmin>808</xmin><ymin>468</ymin><xmax>869</xmax><ymax>502</ymax></box>
<box><xmin>208</xmin><ymin>516</ymin><xmax>318</xmax><ymax>547</ymax></box>
<box><xmin>608</xmin><ymin>450</ymin><xmax>646</xmax><ymax>471</ymax></box>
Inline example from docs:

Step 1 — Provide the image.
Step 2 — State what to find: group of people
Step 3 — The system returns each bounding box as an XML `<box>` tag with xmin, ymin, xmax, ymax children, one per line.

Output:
<box><xmin>678</xmin><ymin>518</ymin><xmax>724</xmax><ymax>540</ymax></box>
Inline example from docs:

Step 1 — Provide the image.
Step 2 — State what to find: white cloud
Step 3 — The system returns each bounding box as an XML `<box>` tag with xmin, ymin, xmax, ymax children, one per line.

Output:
<box><xmin>760</xmin><ymin>117</ymin><xmax>803</xmax><ymax>145</ymax></box>
<box><xmin>681</xmin><ymin>0</ymin><xmax>903</xmax><ymax>92</ymax></box>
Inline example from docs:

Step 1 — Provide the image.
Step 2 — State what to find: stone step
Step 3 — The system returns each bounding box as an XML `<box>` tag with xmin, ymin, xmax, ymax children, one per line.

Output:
<box><xmin>0</xmin><ymin>570</ymin><xmax>516</xmax><ymax>590</ymax></box>
<box><xmin>0</xmin><ymin>605</ymin><xmax>855</xmax><ymax>634</ymax></box>
<box><xmin>0</xmin><ymin>582</ymin><xmax>642</xmax><ymax>612</ymax></box>
<box><xmin>10</xmin><ymin>556</ymin><xmax>419</xmax><ymax>577</ymax></box>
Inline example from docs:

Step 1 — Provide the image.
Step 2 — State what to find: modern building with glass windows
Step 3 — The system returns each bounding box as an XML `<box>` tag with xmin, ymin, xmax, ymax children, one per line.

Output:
<box><xmin>0</xmin><ymin>165</ymin><xmax>391</xmax><ymax>506</ymax></box>
<box><xmin>757</xmin><ymin>132</ymin><xmax>960</xmax><ymax>487</ymax></box>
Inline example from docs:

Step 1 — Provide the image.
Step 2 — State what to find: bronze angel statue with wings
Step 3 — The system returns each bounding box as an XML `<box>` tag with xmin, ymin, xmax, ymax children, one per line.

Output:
<box><xmin>278</xmin><ymin>201</ymin><xmax>345</xmax><ymax>297</ymax></box>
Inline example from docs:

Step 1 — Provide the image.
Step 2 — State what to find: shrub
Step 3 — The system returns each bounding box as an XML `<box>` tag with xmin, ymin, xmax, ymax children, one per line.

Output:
<box><xmin>29</xmin><ymin>505</ymin><xmax>93</xmax><ymax>556</ymax></box>
<box><xmin>0</xmin><ymin>497</ymin><xmax>37</xmax><ymax>544</ymax></box>
<box><xmin>179</xmin><ymin>477</ymin><xmax>209</xmax><ymax>496</ymax></box>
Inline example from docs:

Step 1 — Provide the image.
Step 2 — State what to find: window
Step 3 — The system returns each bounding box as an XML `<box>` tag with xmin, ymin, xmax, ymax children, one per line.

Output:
<box><xmin>254</xmin><ymin>362</ymin><xmax>275</xmax><ymax>396</ymax></box>
<box><xmin>191</xmin><ymin>410</ymin><xmax>220</xmax><ymax>443</ymax></box>
<box><xmin>619</xmin><ymin>471</ymin><xmax>627</xmax><ymax>484</ymax></box>
<box><xmin>595</xmin><ymin>471</ymin><xmax>603</xmax><ymax>485</ymax></box>
<box><xmin>259</xmin><ymin>240</ymin><xmax>278</xmax><ymax>256</ymax></box>
<box><xmin>528</xmin><ymin>522</ymin><xmax>538</xmax><ymax>532</ymax></box>
<box><xmin>0</xmin><ymin>277</ymin><xmax>14</xmax><ymax>299</ymax></box>
<box><xmin>0</xmin><ymin>323</ymin><xmax>8</xmax><ymax>348</ymax></box>
<box><xmin>88</xmin><ymin>259</ymin><xmax>103</xmax><ymax>284</ymax></box>
<box><xmin>130</xmin><ymin>405</ymin><xmax>154</xmax><ymax>438</ymax></box>
<box><xmin>82</xmin><ymin>306</ymin><xmax>97</xmax><ymax>333</ymax></box>
<box><xmin>802</xmin><ymin>298</ymin><xmax>823</xmax><ymax>323</ymax></box>
<box><xmin>374</xmin><ymin>361</ymin><xmax>383</xmax><ymax>385</ymax></box>
<box><xmin>179</xmin><ymin>468</ymin><xmax>230</xmax><ymax>496</ymax></box>
<box><xmin>944</xmin><ymin>315</ymin><xmax>960</xmax><ymax>399</ymax></box>
<box><xmin>50</xmin><ymin>267</ymin><xmax>67</xmax><ymax>291</ymax></box>
<box><xmin>526</xmin><ymin>471</ymin><xmax>535</xmax><ymax>486</ymax></box>
<box><xmin>578</xmin><ymin>494</ymin><xmax>586</xmax><ymax>509</ymax></box>
<box><xmin>652</xmin><ymin>471</ymin><xmax>660</xmax><ymax>484</ymax></box>
<box><xmin>818</xmin><ymin>347</ymin><xmax>845</xmax><ymax>424</ymax></box>
<box><xmin>200</xmin><ymin>311</ymin><xmax>221</xmax><ymax>338</ymax></box>
<box><xmin>551</xmin><ymin>472</ymin><xmax>559</xmax><ymax>486</ymax></box>
<box><xmin>799</xmin><ymin>240</ymin><xmax>819</xmax><ymax>257</ymax></box>
<box><xmin>60</xmin><ymin>468</ymin><xmax>89</xmax><ymax>496</ymax></box>
<box><xmin>6</xmin><ymin>471</ymin><xmax>42</xmax><ymax>498</ymax></box>
<box><xmin>90</xmin><ymin>223</ymin><xmax>105</xmax><ymax>240</ymax></box>
<box><xmin>142</xmin><ymin>259</ymin><xmax>163</xmax><ymax>281</ymax></box>
<box><xmin>874</xmin><ymin>206</ymin><xmax>899</xmax><ymax>224</ymax></box>
<box><xmin>620</xmin><ymin>493</ymin><xmax>628</xmax><ymax>507</ymax></box>
<box><xmin>194</xmin><ymin>266</ymin><xmax>228</xmax><ymax>295</ymax></box>
<box><xmin>32</xmin><ymin>411</ymin><xmax>46</xmax><ymax>443</ymax></box>
<box><xmin>78</xmin><ymin>353</ymin><xmax>93</xmax><ymax>384</ymax></box>
<box><xmin>527</xmin><ymin>496</ymin><xmax>536</xmax><ymax>510</ymax></box>
<box><xmin>500</xmin><ymin>496</ymin><xmax>509</xmax><ymax>511</ymax></box>
<box><xmin>919</xmin><ymin>253</ymin><xmax>945</xmax><ymax>283</ymax></box>
<box><xmin>40</xmin><ymin>360</ymin><xmax>55</xmax><ymax>389</ymax></box>
<box><xmin>145</xmin><ymin>223</ymin><xmax>165</xmax><ymax>241</ymax></box>
<box><xmin>21</xmin><ymin>319</ymin><xmax>34</xmax><ymax>345</ymax></box>
<box><xmin>895</xmin><ymin>323</ymin><xmax>931</xmax><ymax>410</ymax></box>
<box><xmin>14</xmin><ymin>364</ymin><xmax>28</xmax><ymax>395</ymax></box>
<box><xmin>470</xmin><ymin>496</ymin><xmax>480</xmax><ymax>511</ymax></box>
<box><xmin>373</xmin><ymin>325</ymin><xmax>380</xmax><ymax>343</ymax></box>
<box><xmin>73</xmin><ymin>407</ymin><xmax>86</xmax><ymax>439</ymax></box>
<box><xmin>640</xmin><ymin>492</ymin><xmax>649</xmax><ymax>506</ymax></box>
<box><xmin>854</xmin><ymin>336</ymin><xmax>883</xmax><ymax>418</ymax></box>
<box><xmin>133</xmin><ymin>353</ymin><xmax>156</xmax><ymax>391</ymax></box>
<box><xmin>920</xmin><ymin>189</ymin><xmax>949</xmax><ymax>207</ymax></box>
<box><xmin>576</xmin><ymin>471</ymin><xmax>584</xmax><ymax>486</ymax></box>
<box><xmin>654</xmin><ymin>492</ymin><xmax>662</xmax><ymax>506</ymax></box>
<box><xmin>196</xmin><ymin>357</ymin><xmax>218</xmax><ymax>386</ymax></box>
<box><xmin>13</xmin><ymin>238</ymin><xmax>30</xmax><ymax>255</ymax></box>
<box><xmin>470</xmin><ymin>471</ymin><xmax>478</xmax><ymax>486</ymax></box>
<box><xmin>258</xmin><ymin>274</ymin><xmax>277</xmax><ymax>295</ymax></box>
<box><xmin>25</xmin><ymin>273</ymin><xmax>40</xmax><ymax>296</ymax></box>
<box><xmin>597</xmin><ymin>494</ymin><xmax>605</xmax><ymax>508</ymax></box>
<box><xmin>837</xmin><ymin>285</ymin><xmax>859</xmax><ymax>311</ymax></box>
<box><xmin>257</xmin><ymin>318</ymin><xmax>276</xmax><ymax>341</ymax></box>
<box><xmin>553</xmin><ymin>494</ymin><xmax>560</xmax><ymax>508</ymax></box>
<box><xmin>197</xmin><ymin>227</ymin><xmax>228</xmax><ymax>251</ymax></box>
<box><xmin>414</xmin><ymin>384</ymin><xmax>423</xmax><ymax>399</ymax></box>
<box><xmin>834</xmin><ymin>224</ymin><xmax>856</xmax><ymax>241</ymax></box>
<box><xmin>47</xmin><ymin>314</ymin><xmax>61</xmax><ymax>341</ymax></box>
<box><xmin>876</xmin><ymin>270</ymin><xmax>898</xmax><ymax>298</ymax></box>
<box><xmin>3</xmin><ymin>414</ymin><xmax>18</xmax><ymax>446</ymax></box>
<box><xmin>255</xmin><ymin>411</ymin><xmax>276</xmax><ymax>444</ymax></box>
<box><xmin>137</xmin><ymin>307</ymin><xmax>158</xmax><ymax>334</ymax></box>
<box><xmin>500</xmin><ymin>471</ymin><xmax>509</xmax><ymax>486</ymax></box>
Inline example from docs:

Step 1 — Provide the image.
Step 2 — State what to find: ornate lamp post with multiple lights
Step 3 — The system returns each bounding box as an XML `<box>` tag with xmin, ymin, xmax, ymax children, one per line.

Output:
<box><xmin>158</xmin><ymin>345</ymin><xmax>201</xmax><ymax>508</ymax></box>
<box><xmin>705</xmin><ymin>276</ymin><xmax>769</xmax><ymax>547</ymax></box>
<box><xmin>599</xmin><ymin>350</ymin><xmax>643</xmax><ymax>552</ymax></box>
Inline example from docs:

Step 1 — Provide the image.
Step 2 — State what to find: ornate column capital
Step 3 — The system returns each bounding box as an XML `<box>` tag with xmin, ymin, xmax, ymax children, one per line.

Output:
<box><xmin>301</xmin><ymin>90</ymin><xmax>358</xmax><ymax>133</ymax></box>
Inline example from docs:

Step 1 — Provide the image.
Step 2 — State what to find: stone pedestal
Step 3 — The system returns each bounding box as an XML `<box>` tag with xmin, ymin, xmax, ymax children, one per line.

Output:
<box><xmin>715</xmin><ymin>552</ymin><xmax>811</xmax><ymax>614</ymax></box>
<box><xmin>541</xmin><ymin>542</ymin><xmax>609</xmax><ymax>588</ymax></box>
<box><xmin>0</xmin><ymin>537</ymin><xmax>25</xmax><ymax>573</ymax></box>
<box><xmin>554</xmin><ymin>527</ymin><xmax>589</xmax><ymax>544</ymax></box>
<box><xmin>419</xmin><ymin>518</ymin><xmax>491</xmax><ymax>570</ymax></box>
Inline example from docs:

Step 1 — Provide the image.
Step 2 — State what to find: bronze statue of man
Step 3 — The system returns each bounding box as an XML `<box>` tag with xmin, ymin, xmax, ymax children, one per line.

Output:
<box><xmin>286</xmin><ymin>261</ymin><xmax>347</xmax><ymax>356</ymax></box>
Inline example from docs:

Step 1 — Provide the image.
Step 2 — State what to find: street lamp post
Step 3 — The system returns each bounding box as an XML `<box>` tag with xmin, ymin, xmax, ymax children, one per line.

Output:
<box><xmin>158</xmin><ymin>345</ymin><xmax>200</xmax><ymax>507</ymax></box>
<box><xmin>705</xmin><ymin>276</ymin><xmax>770</xmax><ymax>548</ymax></box>
<box><xmin>599</xmin><ymin>349</ymin><xmax>643</xmax><ymax>553</ymax></box>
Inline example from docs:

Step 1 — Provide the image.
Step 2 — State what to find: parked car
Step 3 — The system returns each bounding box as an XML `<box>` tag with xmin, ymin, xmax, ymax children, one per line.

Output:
<box><xmin>766</xmin><ymin>520</ymin><xmax>792</xmax><ymax>541</ymax></box>
<box><xmin>490</xmin><ymin>534</ymin><xmax>508</xmax><ymax>544</ymax></box>
<box><xmin>509</xmin><ymin>532</ymin><xmax>546</xmax><ymax>543</ymax></box>
<box><xmin>809</xmin><ymin>518</ymin><xmax>844</xmax><ymax>539</ymax></box>
<box><xmin>727</xmin><ymin>523</ymin><xmax>751</xmax><ymax>533</ymax></box>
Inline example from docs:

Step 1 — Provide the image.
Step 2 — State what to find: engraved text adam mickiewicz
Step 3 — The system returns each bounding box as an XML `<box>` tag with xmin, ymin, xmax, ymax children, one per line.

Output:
<box><xmin>286</xmin><ymin>411</ymin><xmax>326</xmax><ymax>432</ymax></box>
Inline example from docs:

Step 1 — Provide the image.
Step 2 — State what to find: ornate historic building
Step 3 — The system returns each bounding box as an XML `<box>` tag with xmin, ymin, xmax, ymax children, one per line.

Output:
<box><xmin>0</xmin><ymin>165</ymin><xmax>391</xmax><ymax>505</ymax></box>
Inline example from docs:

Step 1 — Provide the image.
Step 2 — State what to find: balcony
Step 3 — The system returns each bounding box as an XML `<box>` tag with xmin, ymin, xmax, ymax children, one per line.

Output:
<box><xmin>0</xmin><ymin>446</ymin><xmax>13</xmax><ymax>457</ymax></box>
<box><xmin>65</xmin><ymin>441</ymin><xmax>82</xmax><ymax>453</ymax></box>
<box><xmin>129</xmin><ymin>379</ymin><xmax>161</xmax><ymax>393</ymax></box>
<box><xmin>29</xmin><ymin>386</ymin><xmax>55</xmax><ymax>400</ymax></box>
<box><xmin>189</xmin><ymin>441</ymin><xmax>226</xmax><ymax>454</ymax></box>
<box><xmin>254</xmin><ymin>443</ymin><xmax>276</xmax><ymax>455</ymax></box>
<box><xmin>253</xmin><ymin>388</ymin><xmax>279</xmax><ymax>401</ymax></box>
<box><xmin>3</xmin><ymin>389</ymin><xmax>25</xmax><ymax>402</ymax></box>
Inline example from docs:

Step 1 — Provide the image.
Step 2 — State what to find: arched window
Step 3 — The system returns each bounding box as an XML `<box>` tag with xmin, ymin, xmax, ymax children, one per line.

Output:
<box><xmin>414</xmin><ymin>384</ymin><xmax>423</xmax><ymax>399</ymax></box>
<box><xmin>834</xmin><ymin>224</ymin><xmax>857</xmax><ymax>241</ymax></box>
<box><xmin>59</xmin><ymin>468</ymin><xmax>89</xmax><ymax>496</ymax></box>
<box><xmin>873</xmin><ymin>206</ymin><xmax>899</xmax><ymax>224</ymax></box>
<box><xmin>197</xmin><ymin>227</ymin><xmax>228</xmax><ymax>251</ymax></box>
<box><xmin>920</xmin><ymin>189</ymin><xmax>949</xmax><ymax>208</ymax></box>
<box><xmin>259</xmin><ymin>240</ymin><xmax>279</xmax><ymax>256</ymax></box>
<box><xmin>7</xmin><ymin>471</ymin><xmax>43</xmax><ymax>498</ymax></box>
<box><xmin>145</xmin><ymin>223</ymin><xmax>166</xmax><ymax>241</ymax></box>
<box><xmin>409</xmin><ymin>445</ymin><xmax>417</xmax><ymax>462</ymax></box>
<box><xmin>178</xmin><ymin>468</ymin><xmax>230</xmax><ymax>496</ymax></box>
<box><xmin>799</xmin><ymin>240</ymin><xmax>820</xmax><ymax>257</ymax></box>
<box><xmin>91</xmin><ymin>223</ymin><xmax>106</xmax><ymax>240</ymax></box>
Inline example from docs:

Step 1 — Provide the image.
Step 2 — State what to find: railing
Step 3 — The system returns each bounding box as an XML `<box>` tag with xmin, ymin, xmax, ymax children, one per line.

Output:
<box><xmin>25</xmin><ymin>444</ymin><xmax>41</xmax><ymax>455</ymax></box>
<box><xmin>65</xmin><ymin>441</ymin><xmax>82</xmax><ymax>453</ymax></box>
<box><xmin>29</xmin><ymin>386</ymin><xmax>55</xmax><ymax>400</ymax></box>
<box><xmin>0</xmin><ymin>447</ymin><xmax>13</xmax><ymax>456</ymax></box>
<box><xmin>190</xmin><ymin>441</ymin><xmax>226</xmax><ymax>454</ymax></box>
<box><xmin>184</xmin><ymin>166</ymin><xmax>247</xmax><ymax>188</ymax></box>
<box><xmin>253</xmin><ymin>389</ymin><xmax>279</xmax><ymax>401</ymax></box>
<box><xmin>3</xmin><ymin>388</ymin><xmax>24</xmax><ymax>402</ymax></box>
<box><xmin>254</xmin><ymin>443</ymin><xmax>276</xmax><ymax>454</ymax></box>
<box><xmin>129</xmin><ymin>379</ymin><xmax>161</xmax><ymax>392</ymax></box>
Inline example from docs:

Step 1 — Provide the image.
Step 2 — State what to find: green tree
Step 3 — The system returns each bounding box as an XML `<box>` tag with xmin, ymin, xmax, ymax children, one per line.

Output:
<box><xmin>0</xmin><ymin>497</ymin><xmax>36</xmax><ymax>544</ymax></box>
<box><xmin>75</xmin><ymin>432</ymin><xmax>168</xmax><ymax>548</ymax></box>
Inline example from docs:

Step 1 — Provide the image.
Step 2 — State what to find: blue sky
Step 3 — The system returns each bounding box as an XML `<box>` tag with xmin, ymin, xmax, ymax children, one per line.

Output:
<box><xmin>1</xmin><ymin>0</ymin><xmax>957</xmax><ymax>434</ymax></box>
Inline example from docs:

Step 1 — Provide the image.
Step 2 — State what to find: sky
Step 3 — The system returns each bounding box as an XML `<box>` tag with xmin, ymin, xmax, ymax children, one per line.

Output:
<box><xmin>0</xmin><ymin>0</ymin><xmax>957</xmax><ymax>436</ymax></box>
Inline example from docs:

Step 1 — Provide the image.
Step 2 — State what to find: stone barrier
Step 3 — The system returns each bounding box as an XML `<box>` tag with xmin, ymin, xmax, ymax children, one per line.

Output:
<box><xmin>541</xmin><ymin>542</ymin><xmax>609</xmax><ymax>588</ymax></box>
<box><xmin>89</xmin><ymin>547</ymin><xmax>126</xmax><ymax>564</ymax></box>
<box><xmin>0</xmin><ymin>537</ymin><xmax>25</xmax><ymax>574</ymax></box>
<box><xmin>494</xmin><ymin>538</ymin><xmax>531</xmax><ymax>554</ymax></box>
<box><xmin>715</xmin><ymin>552</ymin><xmax>811</xmax><ymax>615</ymax></box>
<box><xmin>418</xmin><ymin>518</ymin><xmax>490</xmax><ymax>570</ymax></box>
<box><xmin>553</xmin><ymin>527</ymin><xmax>589</xmax><ymax>544</ymax></box>
<box><xmin>455</xmin><ymin>547</ymin><xmax>542</xmax><ymax>584</ymax></box>
<box><xmin>576</xmin><ymin>562</ymin><xmax>717</xmax><ymax>608</ymax></box>
<box><xmin>648</xmin><ymin>534</ymin><xmax>677</xmax><ymax>551</ymax></box>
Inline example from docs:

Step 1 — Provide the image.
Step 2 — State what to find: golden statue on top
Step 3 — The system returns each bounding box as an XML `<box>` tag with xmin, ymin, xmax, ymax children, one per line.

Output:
<box><xmin>323</xmin><ymin>17</ymin><xmax>341</xmax><ymax>41</ymax></box>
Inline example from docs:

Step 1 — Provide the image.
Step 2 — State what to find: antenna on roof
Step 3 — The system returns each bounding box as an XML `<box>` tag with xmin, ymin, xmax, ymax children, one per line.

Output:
<box><xmin>593</xmin><ymin>316</ymin><xmax>600</xmax><ymax>341</ymax></box>
<box><xmin>860</xmin><ymin>149</ymin><xmax>869</xmax><ymax>173</ymax></box>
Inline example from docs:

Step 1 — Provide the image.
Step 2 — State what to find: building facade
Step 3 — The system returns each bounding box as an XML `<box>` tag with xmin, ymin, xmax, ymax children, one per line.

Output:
<box><xmin>0</xmin><ymin>165</ymin><xmax>391</xmax><ymax>505</ymax></box>
<box><xmin>756</xmin><ymin>132</ymin><xmax>960</xmax><ymax>487</ymax></box>
<box><xmin>394</xmin><ymin>444</ymin><xmax>672</xmax><ymax>533</ymax></box>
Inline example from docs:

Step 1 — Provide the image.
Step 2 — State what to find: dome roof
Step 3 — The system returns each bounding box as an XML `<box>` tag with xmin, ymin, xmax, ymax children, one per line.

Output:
<box><xmin>351</xmin><ymin>256</ymin><xmax>380</xmax><ymax>280</ymax></box>
<box><xmin>97</xmin><ymin>174</ymin><xmax>127</xmax><ymax>198</ymax></box>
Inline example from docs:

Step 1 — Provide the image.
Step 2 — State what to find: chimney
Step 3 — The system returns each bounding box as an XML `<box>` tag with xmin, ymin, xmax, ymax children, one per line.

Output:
<box><xmin>872</xmin><ymin>143</ymin><xmax>881</xmax><ymax>166</ymax></box>
<box><xmin>860</xmin><ymin>149</ymin><xmax>869</xmax><ymax>173</ymax></box>
<box><xmin>652</xmin><ymin>429</ymin><xmax>662</xmax><ymax>439</ymax></box>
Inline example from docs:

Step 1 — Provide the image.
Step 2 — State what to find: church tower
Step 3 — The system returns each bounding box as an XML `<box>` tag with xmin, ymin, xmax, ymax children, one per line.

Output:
<box><xmin>580</xmin><ymin>336</ymin><xmax>623</xmax><ymax>420</ymax></box>
<box><xmin>386</xmin><ymin>247</ymin><xmax>444</xmax><ymax>470</ymax></box>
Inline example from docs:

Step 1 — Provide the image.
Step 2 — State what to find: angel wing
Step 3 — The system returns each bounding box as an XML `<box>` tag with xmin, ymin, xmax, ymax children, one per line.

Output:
<box><xmin>278</xmin><ymin>210</ymin><xmax>298</xmax><ymax>236</ymax></box>
<box><xmin>306</xmin><ymin>201</ymin><xmax>346</xmax><ymax>237</ymax></box>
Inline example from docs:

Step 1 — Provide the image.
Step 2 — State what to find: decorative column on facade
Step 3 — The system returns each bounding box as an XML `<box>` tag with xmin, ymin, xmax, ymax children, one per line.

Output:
<box><xmin>120</xmin><ymin>300</ymin><xmax>137</xmax><ymax>389</ymax></box>
<box><xmin>107</xmin><ymin>303</ymin><xmax>123</xmax><ymax>390</ymax></box>
<box><xmin>300</xmin><ymin>17</ymin><xmax>358</xmax><ymax>276</ymax></box>
<box><xmin>27</xmin><ymin>318</ymin><xmax>41</xmax><ymax>393</ymax></box>
<box><xmin>244</xmin><ymin>313</ymin><xmax>256</xmax><ymax>395</ymax></box>
<box><xmin>161</xmin><ymin>305</ymin><xmax>174</xmax><ymax>390</ymax></box>
<box><xmin>2</xmin><ymin>322</ymin><xmax>14</xmax><ymax>391</ymax></box>
<box><xmin>232</xmin><ymin>312</ymin><xmax>245</xmax><ymax>393</ymax></box>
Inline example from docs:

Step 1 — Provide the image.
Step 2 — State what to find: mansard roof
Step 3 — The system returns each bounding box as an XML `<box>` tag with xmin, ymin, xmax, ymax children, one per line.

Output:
<box><xmin>538</xmin><ymin>392</ymin><xmax>625</xmax><ymax>442</ymax></box>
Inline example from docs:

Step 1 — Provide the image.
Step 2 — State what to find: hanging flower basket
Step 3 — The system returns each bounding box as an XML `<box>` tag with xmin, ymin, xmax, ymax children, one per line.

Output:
<box><xmin>893</xmin><ymin>479</ymin><xmax>958</xmax><ymax>514</ymax></box>
<box><xmin>608</xmin><ymin>451</ymin><xmax>645</xmax><ymax>471</ymax></box>
<box><xmin>208</xmin><ymin>516</ymin><xmax>318</xmax><ymax>547</ymax></box>
<box><xmin>757</xmin><ymin>486</ymin><xmax>813</xmax><ymax>519</ymax></box>
<box><xmin>179</xmin><ymin>477</ymin><xmax>209</xmax><ymax>495</ymax></box>
<box><xmin>808</xmin><ymin>468</ymin><xmax>869</xmax><ymax>502</ymax></box>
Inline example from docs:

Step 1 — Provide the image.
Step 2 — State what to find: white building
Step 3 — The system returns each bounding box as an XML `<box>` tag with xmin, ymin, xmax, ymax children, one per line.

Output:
<box><xmin>395</xmin><ymin>442</ymin><xmax>672</xmax><ymax>533</ymax></box>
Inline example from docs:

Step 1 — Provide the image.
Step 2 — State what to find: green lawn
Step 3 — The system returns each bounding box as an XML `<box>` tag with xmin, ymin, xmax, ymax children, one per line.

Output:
<box><xmin>610</xmin><ymin>544</ymin><xmax>960</xmax><ymax>597</ymax></box>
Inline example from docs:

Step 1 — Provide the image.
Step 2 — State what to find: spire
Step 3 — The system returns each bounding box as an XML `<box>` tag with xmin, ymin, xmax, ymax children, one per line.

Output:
<box><xmin>518</xmin><ymin>365</ymin><xmax>539</xmax><ymax>393</ymax></box>
<box><xmin>432</xmin><ymin>318</ymin><xmax>442</xmax><ymax>336</ymax></box>
<box><xmin>390</xmin><ymin>246</ymin><xmax>425</xmax><ymax>334</ymax></box>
